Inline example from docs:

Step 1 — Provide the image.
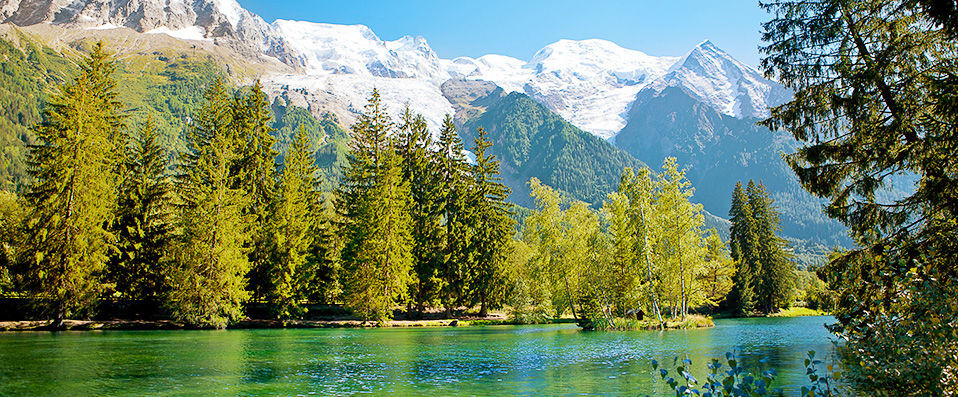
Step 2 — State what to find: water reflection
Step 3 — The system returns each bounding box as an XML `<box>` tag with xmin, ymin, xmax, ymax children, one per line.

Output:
<box><xmin>0</xmin><ymin>316</ymin><xmax>837</xmax><ymax>396</ymax></box>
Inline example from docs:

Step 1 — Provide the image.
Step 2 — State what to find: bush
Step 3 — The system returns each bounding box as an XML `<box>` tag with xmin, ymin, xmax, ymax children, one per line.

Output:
<box><xmin>650</xmin><ymin>350</ymin><xmax>839</xmax><ymax>396</ymax></box>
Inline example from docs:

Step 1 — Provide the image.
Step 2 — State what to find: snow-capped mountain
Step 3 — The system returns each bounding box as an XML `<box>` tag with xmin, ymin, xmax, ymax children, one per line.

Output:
<box><xmin>0</xmin><ymin>0</ymin><xmax>788</xmax><ymax>140</ymax></box>
<box><xmin>640</xmin><ymin>41</ymin><xmax>790</xmax><ymax>120</ymax></box>
<box><xmin>0</xmin><ymin>0</ymin><xmax>300</xmax><ymax>65</ymax></box>
<box><xmin>261</xmin><ymin>19</ymin><xmax>785</xmax><ymax>140</ymax></box>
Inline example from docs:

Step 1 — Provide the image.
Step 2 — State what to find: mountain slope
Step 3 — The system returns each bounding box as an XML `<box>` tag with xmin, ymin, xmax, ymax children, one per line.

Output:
<box><xmin>614</xmin><ymin>85</ymin><xmax>847</xmax><ymax>244</ymax></box>
<box><xmin>453</xmin><ymin>83</ymin><xmax>644</xmax><ymax>206</ymax></box>
<box><xmin>0</xmin><ymin>0</ymin><xmax>301</xmax><ymax>65</ymax></box>
<box><xmin>0</xmin><ymin>28</ymin><xmax>345</xmax><ymax>192</ymax></box>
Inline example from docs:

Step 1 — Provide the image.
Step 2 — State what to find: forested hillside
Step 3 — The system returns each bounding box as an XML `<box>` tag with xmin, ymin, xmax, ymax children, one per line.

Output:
<box><xmin>460</xmin><ymin>91</ymin><xmax>644</xmax><ymax>206</ymax></box>
<box><xmin>0</xmin><ymin>30</ymin><xmax>348</xmax><ymax>193</ymax></box>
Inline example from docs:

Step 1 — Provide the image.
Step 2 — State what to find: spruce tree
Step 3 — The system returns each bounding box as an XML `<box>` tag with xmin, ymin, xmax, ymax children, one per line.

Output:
<box><xmin>110</xmin><ymin>116</ymin><xmax>172</xmax><ymax>303</ymax></box>
<box><xmin>435</xmin><ymin>115</ymin><xmax>470</xmax><ymax>314</ymax></box>
<box><xmin>169</xmin><ymin>78</ymin><xmax>251</xmax><ymax>328</ymax></box>
<box><xmin>268</xmin><ymin>125</ymin><xmax>318</xmax><ymax>319</ymax></box>
<box><xmin>747</xmin><ymin>181</ymin><xmax>793</xmax><ymax>315</ymax></box>
<box><xmin>727</xmin><ymin>181</ymin><xmax>757</xmax><ymax>316</ymax></box>
<box><xmin>337</xmin><ymin>90</ymin><xmax>414</xmax><ymax>322</ymax></box>
<box><xmin>467</xmin><ymin>127</ymin><xmax>514</xmax><ymax>316</ymax></box>
<box><xmin>761</xmin><ymin>1</ymin><xmax>958</xmax><ymax>390</ymax></box>
<box><xmin>22</xmin><ymin>42</ymin><xmax>125</xmax><ymax>327</ymax></box>
<box><xmin>397</xmin><ymin>109</ymin><xmax>444</xmax><ymax>314</ymax></box>
<box><xmin>231</xmin><ymin>81</ymin><xmax>278</xmax><ymax>302</ymax></box>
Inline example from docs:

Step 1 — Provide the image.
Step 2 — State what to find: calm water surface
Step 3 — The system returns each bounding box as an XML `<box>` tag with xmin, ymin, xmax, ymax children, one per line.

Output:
<box><xmin>0</xmin><ymin>316</ymin><xmax>837</xmax><ymax>396</ymax></box>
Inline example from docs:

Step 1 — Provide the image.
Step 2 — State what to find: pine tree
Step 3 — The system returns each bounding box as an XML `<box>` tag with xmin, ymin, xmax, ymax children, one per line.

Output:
<box><xmin>747</xmin><ymin>181</ymin><xmax>793</xmax><ymax>315</ymax></box>
<box><xmin>337</xmin><ymin>90</ymin><xmax>414</xmax><ymax>322</ymax></box>
<box><xmin>110</xmin><ymin>116</ymin><xmax>172</xmax><ymax>303</ymax></box>
<box><xmin>761</xmin><ymin>2</ymin><xmax>958</xmax><ymax>390</ymax></box>
<box><xmin>397</xmin><ymin>108</ymin><xmax>444</xmax><ymax>314</ymax></box>
<box><xmin>435</xmin><ymin>115</ymin><xmax>470</xmax><ymax>313</ymax></box>
<box><xmin>268</xmin><ymin>125</ymin><xmax>318</xmax><ymax>319</ymax></box>
<box><xmin>727</xmin><ymin>181</ymin><xmax>757</xmax><ymax>316</ymax></box>
<box><xmin>168</xmin><ymin>78</ymin><xmax>251</xmax><ymax>328</ymax></box>
<box><xmin>467</xmin><ymin>127</ymin><xmax>514</xmax><ymax>316</ymax></box>
<box><xmin>231</xmin><ymin>81</ymin><xmax>278</xmax><ymax>302</ymax></box>
<box><xmin>22</xmin><ymin>42</ymin><xmax>125</xmax><ymax>328</ymax></box>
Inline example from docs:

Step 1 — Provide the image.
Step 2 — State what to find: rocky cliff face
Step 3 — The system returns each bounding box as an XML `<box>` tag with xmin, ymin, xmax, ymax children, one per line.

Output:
<box><xmin>0</xmin><ymin>0</ymin><xmax>302</xmax><ymax>66</ymax></box>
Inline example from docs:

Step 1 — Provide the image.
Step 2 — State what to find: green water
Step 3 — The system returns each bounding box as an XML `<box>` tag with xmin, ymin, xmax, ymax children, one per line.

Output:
<box><xmin>0</xmin><ymin>316</ymin><xmax>837</xmax><ymax>396</ymax></box>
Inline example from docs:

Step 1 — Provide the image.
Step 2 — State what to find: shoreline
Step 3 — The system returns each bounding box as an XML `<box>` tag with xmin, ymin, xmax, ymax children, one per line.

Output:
<box><xmin>0</xmin><ymin>318</ymin><xmax>579</xmax><ymax>332</ymax></box>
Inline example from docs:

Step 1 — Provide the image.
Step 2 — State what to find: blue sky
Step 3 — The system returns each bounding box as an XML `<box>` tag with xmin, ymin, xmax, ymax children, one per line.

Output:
<box><xmin>239</xmin><ymin>0</ymin><xmax>770</xmax><ymax>67</ymax></box>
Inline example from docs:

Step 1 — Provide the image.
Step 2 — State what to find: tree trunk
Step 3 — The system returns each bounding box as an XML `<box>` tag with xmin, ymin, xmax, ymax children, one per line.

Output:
<box><xmin>640</xmin><ymin>205</ymin><xmax>664</xmax><ymax>325</ymax></box>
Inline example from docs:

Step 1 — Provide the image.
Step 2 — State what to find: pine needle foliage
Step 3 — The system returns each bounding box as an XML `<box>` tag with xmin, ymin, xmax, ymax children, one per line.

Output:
<box><xmin>21</xmin><ymin>42</ymin><xmax>125</xmax><ymax>327</ymax></box>
<box><xmin>761</xmin><ymin>0</ymin><xmax>958</xmax><ymax>392</ymax></box>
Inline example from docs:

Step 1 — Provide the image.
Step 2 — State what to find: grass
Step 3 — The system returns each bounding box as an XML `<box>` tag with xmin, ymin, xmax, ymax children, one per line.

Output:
<box><xmin>586</xmin><ymin>314</ymin><xmax>715</xmax><ymax>331</ymax></box>
<box><xmin>769</xmin><ymin>307</ymin><xmax>830</xmax><ymax>317</ymax></box>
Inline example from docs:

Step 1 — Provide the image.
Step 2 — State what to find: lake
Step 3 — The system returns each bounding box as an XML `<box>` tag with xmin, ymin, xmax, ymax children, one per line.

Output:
<box><xmin>0</xmin><ymin>316</ymin><xmax>837</xmax><ymax>396</ymax></box>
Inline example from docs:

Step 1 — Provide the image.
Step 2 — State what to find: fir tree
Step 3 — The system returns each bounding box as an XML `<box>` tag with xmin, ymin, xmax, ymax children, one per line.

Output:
<box><xmin>397</xmin><ymin>108</ymin><xmax>444</xmax><ymax>314</ymax></box>
<box><xmin>110</xmin><ymin>116</ymin><xmax>172</xmax><ymax>303</ymax></box>
<box><xmin>436</xmin><ymin>115</ymin><xmax>471</xmax><ymax>313</ymax></box>
<box><xmin>22</xmin><ymin>42</ymin><xmax>125</xmax><ymax>328</ymax></box>
<box><xmin>231</xmin><ymin>81</ymin><xmax>278</xmax><ymax>302</ymax></box>
<box><xmin>268</xmin><ymin>125</ymin><xmax>318</xmax><ymax>319</ymax></box>
<box><xmin>337</xmin><ymin>90</ymin><xmax>414</xmax><ymax>322</ymax></box>
<box><xmin>727</xmin><ymin>181</ymin><xmax>757</xmax><ymax>316</ymax></box>
<box><xmin>467</xmin><ymin>127</ymin><xmax>514</xmax><ymax>316</ymax></box>
<box><xmin>761</xmin><ymin>1</ymin><xmax>958</xmax><ymax>390</ymax></box>
<box><xmin>169</xmin><ymin>78</ymin><xmax>251</xmax><ymax>328</ymax></box>
<box><xmin>747</xmin><ymin>182</ymin><xmax>793</xmax><ymax>314</ymax></box>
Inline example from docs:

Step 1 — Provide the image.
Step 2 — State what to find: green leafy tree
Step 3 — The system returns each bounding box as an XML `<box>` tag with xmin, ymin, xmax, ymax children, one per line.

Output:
<box><xmin>618</xmin><ymin>167</ymin><xmax>664</xmax><ymax>323</ymax></box>
<box><xmin>110</xmin><ymin>116</ymin><xmax>173</xmax><ymax>303</ymax></box>
<box><xmin>761</xmin><ymin>1</ymin><xmax>958</xmax><ymax>391</ymax></box>
<box><xmin>653</xmin><ymin>158</ymin><xmax>706</xmax><ymax>318</ymax></box>
<box><xmin>697</xmin><ymin>232</ymin><xmax>736</xmax><ymax>308</ymax></box>
<box><xmin>337</xmin><ymin>90</ymin><xmax>414</xmax><ymax>322</ymax></box>
<box><xmin>21</xmin><ymin>42</ymin><xmax>125</xmax><ymax>327</ymax></box>
<box><xmin>268</xmin><ymin>126</ymin><xmax>318</xmax><ymax>319</ymax></box>
<box><xmin>467</xmin><ymin>127</ymin><xmax>515</xmax><ymax>316</ymax></box>
<box><xmin>169</xmin><ymin>78</ymin><xmax>251</xmax><ymax>328</ymax></box>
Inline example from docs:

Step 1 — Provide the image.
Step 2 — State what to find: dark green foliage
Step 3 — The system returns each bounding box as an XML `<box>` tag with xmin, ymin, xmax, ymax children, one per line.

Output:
<box><xmin>230</xmin><ymin>81</ymin><xmax>278</xmax><ymax>302</ymax></box>
<box><xmin>466</xmin><ymin>127</ymin><xmax>515</xmax><ymax>316</ymax></box>
<box><xmin>436</xmin><ymin>115</ymin><xmax>472</xmax><ymax>312</ymax></box>
<box><xmin>396</xmin><ymin>109</ymin><xmax>445</xmax><ymax>313</ymax></box>
<box><xmin>336</xmin><ymin>90</ymin><xmax>414</xmax><ymax>322</ymax></box>
<box><xmin>727</xmin><ymin>182</ymin><xmax>757</xmax><ymax>315</ymax></box>
<box><xmin>168</xmin><ymin>78</ymin><xmax>251</xmax><ymax>328</ymax></box>
<box><xmin>21</xmin><ymin>42</ymin><xmax>125</xmax><ymax>327</ymax></box>
<box><xmin>727</xmin><ymin>181</ymin><xmax>794</xmax><ymax>315</ymax></box>
<box><xmin>268</xmin><ymin>126</ymin><xmax>319</xmax><ymax>319</ymax></box>
<box><xmin>109</xmin><ymin>116</ymin><xmax>173</xmax><ymax>302</ymax></box>
<box><xmin>461</xmin><ymin>92</ymin><xmax>643</xmax><ymax>206</ymax></box>
<box><xmin>761</xmin><ymin>0</ymin><xmax>958</xmax><ymax>392</ymax></box>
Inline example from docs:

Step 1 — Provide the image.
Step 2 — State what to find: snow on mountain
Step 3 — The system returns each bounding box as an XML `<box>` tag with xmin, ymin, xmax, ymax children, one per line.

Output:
<box><xmin>447</xmin><ymin>39</ymin><xmax>680</xmax><ymax>139</ymax></box>
<box><xmin>265</xmin><ymin>20</ymin><xmax>454</xmax><ymax>134</ymax></box>
<box><xmin>0</xmin><ymin>0</ymin><xmax>787</xmax><ymax>140</ymax></box>
<box><xmin>0</xmin><ymin>0</ymin><xmax>300</xmax><ymax>65</ymax></box>
<box><xmin>641</xmin><ymin>41</ymin><xmax>790</xmax><ymax>120</ymax></box>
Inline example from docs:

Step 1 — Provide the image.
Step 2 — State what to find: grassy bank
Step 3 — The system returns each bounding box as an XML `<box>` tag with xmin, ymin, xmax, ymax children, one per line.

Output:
<box><xmin>769</xmin><ymin>307</ymin><xmax>830</xmax><ymax>317</ymax></box>
<box><xmin>585</xmin><ymin>314</ymin><xmax>715</xmax><ymax>331</ymax></box>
